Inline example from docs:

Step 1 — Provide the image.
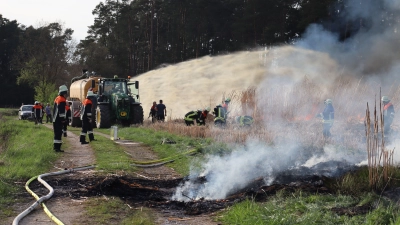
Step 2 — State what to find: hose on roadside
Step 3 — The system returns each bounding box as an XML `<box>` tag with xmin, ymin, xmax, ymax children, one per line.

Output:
<box><xmin>12</xmin><ymin>165</ymin><xmax>96</xmax><ymax>225</ymax></box>
<box><xmin>129</xmin><ymin>149</ymin><xmax>198</xmax><ymax>166</ymax></box>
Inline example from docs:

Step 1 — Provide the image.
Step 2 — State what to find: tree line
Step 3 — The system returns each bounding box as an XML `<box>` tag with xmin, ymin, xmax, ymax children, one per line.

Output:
<box><xmin>0</xmin><ymin>0</ymin><xmax>369</xmax><ymax>106</ymax></box>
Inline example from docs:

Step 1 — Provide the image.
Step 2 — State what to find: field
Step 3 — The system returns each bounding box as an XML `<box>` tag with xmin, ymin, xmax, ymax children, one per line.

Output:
<box><xmin>2</xmin><ymin>77</ymin><xmax>400</xmax><ymax>225</ymax></box>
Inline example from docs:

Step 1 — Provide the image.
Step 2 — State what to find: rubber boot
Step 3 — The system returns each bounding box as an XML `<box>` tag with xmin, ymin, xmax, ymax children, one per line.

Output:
<box><xmin>64</xmin><ymin>131</ymin><xmax>67</xmax><ymax>137</ymax></box>
<box><xmin>80</xmin><ymin>135</ymin><xmax>89</xmax><ymax>144</ymax></box>
<box><xmin>89</xmin><ymin>133</ymin><xmax>95</xmax><ymax>142</ymax></box>
<box><xmin>54</xmin><ymin>143</ymin><xmax>64</xmax><ymax>152</ymax></box>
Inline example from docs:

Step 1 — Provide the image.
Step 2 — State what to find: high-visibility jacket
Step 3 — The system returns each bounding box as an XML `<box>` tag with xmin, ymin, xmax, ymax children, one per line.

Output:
<box><xmin>80</xmin><ymin>98</ymin><xmax>93</xmax><ymax>120</ymax></box>
<box><xmin>383</xmin><ymin>102</ymin><xmax>395</xmax><ymax>125</ymax></box>
<box><xmin>184</xmin><ymin>111</ymin><xmax>200</xmax><ymax>121</ymax></box>
<box><xmin>32</xmin><ymin>104</ymin><xmax>43</xmax><ymax>118</ymax></box>
<box><xmin>53</xmin><ymin>96</ymin><xmax>66</xmax><ymax>122</ymax></box>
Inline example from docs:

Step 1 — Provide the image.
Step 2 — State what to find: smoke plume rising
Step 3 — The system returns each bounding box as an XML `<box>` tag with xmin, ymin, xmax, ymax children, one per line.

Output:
<box><xmin>132</xmin><ymin>0</ymin><xmax>400</xmax><ymax>201</ymax></box>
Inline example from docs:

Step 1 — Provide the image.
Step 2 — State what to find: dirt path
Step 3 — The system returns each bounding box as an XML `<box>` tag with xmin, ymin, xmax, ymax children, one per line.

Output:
<box><xmin>8</xmin><ymin>125</ymin><xmax>96</xmax><ymax>225</ymax></box>
<box><xmin>7</xmin><ymin>126</ymin><xmax>218</xmax><ymax>225</ymax></box>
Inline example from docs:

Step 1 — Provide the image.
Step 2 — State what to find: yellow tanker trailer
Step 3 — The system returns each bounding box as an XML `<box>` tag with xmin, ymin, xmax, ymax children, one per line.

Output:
<box><xmin>69</xmin><ymin>71</ymin><xmax>100</xmax><ymax>127</ymax></box>
<box><xmin>69</xmin><ymin>70</ymin><xmax>144</xmax><ymax>128</ymax></box>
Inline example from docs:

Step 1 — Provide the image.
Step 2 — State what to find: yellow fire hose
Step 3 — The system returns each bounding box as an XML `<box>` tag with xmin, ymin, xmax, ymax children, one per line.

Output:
<box><xmin>13</xmin><ymin>165</ymin><xmax>96</xmax><ymax>225</ymax></box>
<box><xmin>130</xmin><ymin>149</ymin><xmax>198</xmax><ymax>166</ymax></box>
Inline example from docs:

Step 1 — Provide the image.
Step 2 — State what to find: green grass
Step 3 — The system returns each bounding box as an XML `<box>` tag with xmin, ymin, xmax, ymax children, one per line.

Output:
<box><xmin>217</xmin><ymin>191</ymin><xmax>399</xmax><ymax>225</ymax></box>
<box><xmin>68</xmin><ymin>126</ymin><xmax>138</xmax><ymax>174</ymax></box>
<box><xmin>95</xmin><ymin>126</ymin><xmax>230</xmax><ymax>176</ymax></box>
<box><xmin>0</xmin><ymin>115</ymin><xmax>64</xmax><ymax>219</ymax></box>
<box><xmin>85</xmin><ymin>197</ymin><xmax>155</xmax><ymax>225</ymax></box>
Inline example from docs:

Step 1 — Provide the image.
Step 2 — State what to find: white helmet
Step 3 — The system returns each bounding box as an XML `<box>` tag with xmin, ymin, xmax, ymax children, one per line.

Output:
<box><xmin>87</xmin><ymin>91</ymin><xmax>95</xmax><ymax>97</ymax></box>
<box><xmin>381</xmin><ymin>96</ymin><xmax>390</xmax><ymax>102</ymax></box>
<box><xmin>34</xmin><ymin>101</ymin><xmax>39</xmax><ymax>104</ymax></box>
<box><xmin>204</xmin><ymin>107</ymin><xmax>211</xmax><ymax>112</ymax></box>
<box><xmin>59</xmin><ymin>85</ymin><xmax>68</xmax><ymax>94</ymax></box>
<box><xmin>324</xmin><ymin>99</ymin><xmax>332</xmax><ymax>105</ymax></box>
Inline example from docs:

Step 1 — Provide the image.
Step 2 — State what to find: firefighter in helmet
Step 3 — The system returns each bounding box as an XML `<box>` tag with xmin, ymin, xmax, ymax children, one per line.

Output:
<box><xmin>80</xmin><ymin>91</ymin><xmax>96</xmax><ymax>144</ymax></box>
<box><xmin>197</xmin><ymin>107</ymin><xmax>211</xmax><ymax>126</ymax></box>
<box><xmin>318</xmin><ymin>99</ymin><xmax>334</xmax><ymax>138</ymax></box>
<box><xmin>382</xmin><ymin>96</ymin><xmax>395</xmax><ymax>137</ymax></box>
<box><xmin>53</xmin><ymin>85</ymin><xmax>68</xmax><ymax>152</ymax></box>
<box><xmin>184</xmin><ymin>109</ymin><xmax>202</xmax><ymax>126</ymax></box>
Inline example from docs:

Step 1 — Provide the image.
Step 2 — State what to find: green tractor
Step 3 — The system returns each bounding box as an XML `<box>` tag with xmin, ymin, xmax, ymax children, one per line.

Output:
<box><xmin>95</xmin><ymin>77</ymin><xmax>143</xmax><ymax>128</ymax></box>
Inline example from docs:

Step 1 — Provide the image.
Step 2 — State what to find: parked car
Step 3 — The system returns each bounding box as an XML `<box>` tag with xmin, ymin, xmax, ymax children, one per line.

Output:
<box><xmin>18</xmin><ymin>105</ymin><xmax>34</xmax><ymax>120</ymax></box>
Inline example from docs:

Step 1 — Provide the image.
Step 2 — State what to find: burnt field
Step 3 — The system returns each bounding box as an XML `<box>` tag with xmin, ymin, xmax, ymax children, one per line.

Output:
<box><xmin>23</xmin><ymin>163</ymin><xmax>372</xmax><ymax>217</ymax></box>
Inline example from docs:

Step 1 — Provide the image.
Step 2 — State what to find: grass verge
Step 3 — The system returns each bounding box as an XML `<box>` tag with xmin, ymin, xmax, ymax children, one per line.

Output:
<box><xmin>0</xmin><ymin>112</ymin><xmax>64</xmax><ymax>219</ymax></box>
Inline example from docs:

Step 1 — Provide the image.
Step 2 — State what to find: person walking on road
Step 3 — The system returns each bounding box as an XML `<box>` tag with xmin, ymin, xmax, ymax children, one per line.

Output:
<box><xmin>53</xmin><ymin>85</ymin><xmax>68</xmax><ymax>152</ymax></box>
<box><xmin>156</xmin><ymin>99</ymin><xmax>167</xmax><ymax>122</ymax></box>
<box><xmin>80</xmin><ymin>91</ymin><xmax>96</xmax><ymax>144</ymax></box>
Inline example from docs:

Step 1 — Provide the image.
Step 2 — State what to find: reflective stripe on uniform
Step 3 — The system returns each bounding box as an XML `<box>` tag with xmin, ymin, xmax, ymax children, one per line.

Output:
<box><xmin>80</xmin><ymin>132</ymin><xmax>87</xmax><ymax>136</ymax></box>
<box><xmin>87</xmin><ymin>113</ymin><xmax>92</xmax><ymax>116</ymax></box>
<box><xmin>53</xmin><ymin>140</ymin><xmax>62</xmax><ymax>143</ymax></box>
<box><xmin>88</xmin><ymin>131</ymin><xmax>94</xmax><ymax>134</ymax></box>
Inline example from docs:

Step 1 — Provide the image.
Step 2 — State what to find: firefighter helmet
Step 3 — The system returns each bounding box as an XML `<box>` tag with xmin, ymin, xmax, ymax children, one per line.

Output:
<box><xmin>225</xmin><ymin>98</ymin><xmax>231</xmax><ymax>103</ymax></box>
<box><xmin>87</xmin><ymin>91</ymin><xmax>95</xmax><ymax>97</ymax></box>
<box><xmin>205</xmin><ymin>107</ymin><xmax>211</xmax><ymax>112</ymax></box>
<box><xmin>324</xmin><ymin>99</ymin><xmax>332</xmax><ymax>105</ymax></box>
<box><xmin>34</xmin><ymin>101</ymin><xmax>39</xmax><ymax>104</ymax></box>
<box><xmin>381</xmin><ymin>96</ymin><xmax>390</xmax><ymax>102</ymax></box>
<box><xmin>59</xmin><ymin>85</ymin><xmax>68</xmax><ymax>94</ymax></box>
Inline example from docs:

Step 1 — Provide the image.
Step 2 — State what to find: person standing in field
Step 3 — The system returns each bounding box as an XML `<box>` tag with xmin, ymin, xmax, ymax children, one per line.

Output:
<box><xmin>382</xmin><ymin>96</ymin><xmax>395</xmax><ymax>138</ymax></box>
<box><xmin>53</xmin><ymin>85</ymin><xmax>68</xmax><ymax>152</ymax></box>
<box><xmin>32</xmin><ymin>101</ymin><xmax>43</xmax><ymax>125</ymax></box>
<box><xmin>156</xmin><ymin>99</ymin><xmax>167</xmax><ymax>122</ymax></box>
<box><xmin>149</xmin><ymin>101</ymin><xmax>157</xmax><ymax>122</ymax></box>
<box><xmin>318</xmin><ymin>99</ymin><xmax>334</xmax><ymax>138</ymax></box>
<box><xmin>45</xmin><ymin>103</ymin><xmax>52</xmax><ymax>123</ymax></box>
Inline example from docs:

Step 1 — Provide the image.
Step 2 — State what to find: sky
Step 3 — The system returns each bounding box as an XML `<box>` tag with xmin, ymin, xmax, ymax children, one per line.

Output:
<box><xmin>0</xmin><ymin>0</ymin><xmax>103</xmax><ymax>41</ymax></box>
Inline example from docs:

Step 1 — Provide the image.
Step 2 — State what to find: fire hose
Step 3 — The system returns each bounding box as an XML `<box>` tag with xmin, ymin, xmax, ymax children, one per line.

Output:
<box><xmin>13</xmin><ymin>165</ymin><xmax>96</xmax><ymax>225</ymax></box>
<box><xmin>129</xmin><ymin>149</ymin><xmax>198</xmax><ymax>167</ymax></box>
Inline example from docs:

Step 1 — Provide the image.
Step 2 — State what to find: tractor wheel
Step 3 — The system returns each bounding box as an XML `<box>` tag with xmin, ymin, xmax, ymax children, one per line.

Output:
<box><xmin>71</xmin><ymin>117</ymin><xmax>81</xmax><ymax>127</ymax></box>
<box><xmin>96</xmin><ymin>105</ymin><xmax>111</xmax><ymax>128</ymax></box>
<box><xmin>130</xmin><ymin>105</ymin><xmax>144</xmax><ymax>125</ymax></box>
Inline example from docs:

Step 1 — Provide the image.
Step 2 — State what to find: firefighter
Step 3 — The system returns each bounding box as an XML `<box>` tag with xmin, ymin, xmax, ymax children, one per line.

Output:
<box><xmin>32</xmin><ymin>101</ymin><xmax>43</xmax><ymax>125</ymax></box>
<box><xmin>148</xmin><ymin>101</ymin><xmax>157</xmax><ymax>122</ymax></box>
<box><xmin>235</xmin><ymin>116</ymin><xmax>254</xmax><ymax>126</ymax></box>
<box><xmin>63</xmin><ymin>102</ymin><xmax>72</xmax><ymax>137</ymax></box>
<box><xmin>318</xmin><ymin>99</ymin><xmax>334</xmax><ymax>138</ymax></box>
<box><xmin>197</xmin><ymin>107</ymin><xmax>210</xmax><ymax>126</ymax></box>
<box><xmin>221</xmin><ymin>98</ymin><xmax>230</xmax><ymax>118</ymax></box>
<box><xmin>53</xmin><ymin>85</ymin><xmax>68</xmax><ymax>152</ymax></box>
<box><xmin>184</xmin><ymin>109</ymin><xmax>201</xmax><ymax>126</ymax></box>
<box><xmin>382</xmin><ymin>96</ymin><xmax>395</xmax><ymax>137</ymax></box>
<box><xmin>213</xmin><ymin>104</ymin><xmax>226</xmax><ymax>126</ymax></box>
<box><xmin>80</xmin><ymin>91</ymin><xmax>96</xmax><ymax>144</ymax></box>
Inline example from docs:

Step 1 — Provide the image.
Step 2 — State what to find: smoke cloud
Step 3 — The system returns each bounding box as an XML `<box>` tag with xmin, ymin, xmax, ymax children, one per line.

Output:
<box><xmin>132</xmin><ymin>0</ymin><xmax>400</xmax><ymax>200</ymax></box>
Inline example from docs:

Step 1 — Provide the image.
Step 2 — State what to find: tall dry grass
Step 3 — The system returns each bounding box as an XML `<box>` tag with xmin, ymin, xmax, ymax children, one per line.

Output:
<box><xmin>365</xmin><ymin>94</ymin><xmax>394</xmax><ymax>190</ymax></box>
<box><xmin>141</xmin><ymin>77</ymin><xmax>400</xmax><ymax>151</ymax></box>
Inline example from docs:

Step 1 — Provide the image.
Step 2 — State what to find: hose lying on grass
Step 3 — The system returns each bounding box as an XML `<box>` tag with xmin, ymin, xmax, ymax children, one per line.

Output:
<box><xmin>13</xmin><ymin>165</ymin><xmax>96</xmax><ymax>225</ymax></box>
<box><xmin>128</xmin><ymin>149</ymin><xmax>198</xmax><ymax>167</ymax></box>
